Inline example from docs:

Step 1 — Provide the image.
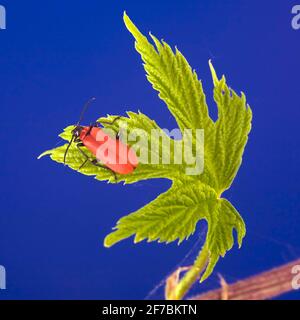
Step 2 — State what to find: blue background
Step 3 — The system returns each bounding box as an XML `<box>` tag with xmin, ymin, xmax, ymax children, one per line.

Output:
<box><xmin>0</xmin><ymin>0</ymin><xmax>299</xmax><ymax>299</ymax></box>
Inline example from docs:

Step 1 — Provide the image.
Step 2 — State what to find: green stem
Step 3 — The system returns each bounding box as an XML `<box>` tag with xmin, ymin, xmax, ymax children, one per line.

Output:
<box><xmin>171</xmin><ymin>244</ymin><xmax>210</xmax><ymax>300</ymax></box>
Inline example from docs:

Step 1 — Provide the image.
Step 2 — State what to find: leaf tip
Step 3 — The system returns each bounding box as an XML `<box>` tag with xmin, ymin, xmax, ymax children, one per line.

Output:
<box><xmin>104</xmin><ymin>235</ymin><xmax>114</xmax><ymax>248</ymax></box>
<box><xmin>37</xmin><ymin>150</ymin><xmax>52</xmax><ymax>160</ymax></box>
<box><xmin>208</xmin><ymin>59</ymin><xmax>219</xmax><ymax>86</ymax></box>
<box><xmin>123</xmin><ymin>10</ymin><xmax>133</xmax><ymax>32</ymax></box>
<box><xmin>237</xmin><ymin>229</ymin><xmax>246</xmax><ymax>248</ymax></box>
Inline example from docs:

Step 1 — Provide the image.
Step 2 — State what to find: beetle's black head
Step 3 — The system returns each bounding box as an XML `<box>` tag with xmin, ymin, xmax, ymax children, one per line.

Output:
<box><xmin>71</xmin><ymin>125</ymin><xmax>83</xmax><ymax>141</ymax></box>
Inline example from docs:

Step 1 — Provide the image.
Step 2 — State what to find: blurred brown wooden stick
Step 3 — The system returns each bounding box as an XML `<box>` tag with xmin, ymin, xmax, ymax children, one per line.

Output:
<box><xmin>189</xmin><ymin>258</ymin><xmax>300</xmax><ymax>300</ymax></box>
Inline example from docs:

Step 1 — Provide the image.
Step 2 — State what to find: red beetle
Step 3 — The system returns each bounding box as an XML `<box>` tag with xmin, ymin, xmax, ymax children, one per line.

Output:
<box><xmin>64</xmin><ymin>98</ymin><xmax>138</xmax><ymax>177</ymax></box>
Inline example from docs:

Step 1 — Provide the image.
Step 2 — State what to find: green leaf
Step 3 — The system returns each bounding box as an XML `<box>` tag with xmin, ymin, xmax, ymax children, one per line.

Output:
<box><xmin>123</xmin><ymin>12</ymin><xmax>214</xmax><ymax>135</ymax></box>
<box><xmin>201</xmin><ymin>198</ymin><xmax>246</xmax><ymax>281</ymax></box>
<box><xmin>104</xmin><ymin>181</ymin><xmax>217</xmax><ymax>247</ymax></box>
<box><xmin>208</xmin><ymin>61</ymin><xmax>252</xmax><ymax>194</ymax></box>
<box><xmin>39</xmin><ymin>12</ymin><xmax>252</xmax><ymax>283</ymax></box>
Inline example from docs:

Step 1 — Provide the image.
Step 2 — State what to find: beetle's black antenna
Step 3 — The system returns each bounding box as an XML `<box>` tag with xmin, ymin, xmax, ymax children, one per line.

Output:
<box><xmin>76</xmin><ymin>97</ymin><xmax>96</xmax><ymax>127</ymax></box>
<box><xmin>63</xmin><ymin>97</ymin><xmax>96</xmax><ymax>165</ymax></box>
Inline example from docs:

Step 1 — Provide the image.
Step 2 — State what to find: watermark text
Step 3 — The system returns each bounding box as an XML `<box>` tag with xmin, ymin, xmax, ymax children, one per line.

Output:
<box><xmin>292</xmin><ymin>5</ymin><xmax>300</xmax><ymax>30</ymax></box>
<box><xmin>95</xmin><ymin>125</ymin><xmax>204</xmax><ymax>176</ymax></box>
<box><xmin>0</xmin><ymin>265</ymin><xmax>6</xmax><ymax>289</ymax></box>
<box><xmin>0</xmin><ymin>5</ymin><xmax>6</xmax><ymax>30</ymax></box>
<box><xmin>292</xmin><ymin>265</ymin><xmax>300</xmax><ymax>290</ymax></box>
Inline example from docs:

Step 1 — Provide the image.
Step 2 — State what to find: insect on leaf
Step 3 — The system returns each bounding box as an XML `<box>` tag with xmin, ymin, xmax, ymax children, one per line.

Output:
<box><xmin>39</xmin><ymin>12</ymin><xmax>252</xmax><ymax>283</ymax></box>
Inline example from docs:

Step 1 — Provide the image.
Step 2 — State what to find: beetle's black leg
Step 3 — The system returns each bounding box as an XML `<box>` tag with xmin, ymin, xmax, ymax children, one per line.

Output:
<box><xmin>90</xmin><ymin>159</ymin><xmax>118</xmax><ymax>182</ymax></box>
<box><xmin>99</xmin><ymin>116</ymin><xmax>122</xmax><ymax>126</ymax></box>
<box><xmin>76</xmin><ymin>144</ymin><xmax>118</xmax><ymax>182</ymax></box>
<box><xmin>86</xmin><ymin>123</ymin><xmax>97</xmax><ymax>136</ymax></box>
<box><xmin>74</xmin><ymin>137</ymin><xmax>82</xmax><ymax>143</ymax></box>
<box><xmin>78</xmin><ymin>159</ymin><xmax>88</xmax><ymax>170</ymax></box>
<box><xmin>76</xmin><ymin>145</ymin><xmax>92</xmax><ymax>170</ymax></box>
<box><xmin>63</xmin><ymin>135</ymin><xmax>75</xmax><ymax>165</ymax></box>
<box><xmin>90</xmin><ymin>121</ymin><xmax>101</xmax><ymax>128</ymax></box>
<box><xmin>99</xmin><ymin>117</ymin><xmax>123</xmax><ymax>140</ymax></box>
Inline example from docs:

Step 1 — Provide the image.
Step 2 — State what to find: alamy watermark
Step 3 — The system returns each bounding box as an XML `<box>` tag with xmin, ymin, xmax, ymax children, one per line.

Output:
<box><xmin>0</xmin><ymin>265</ymin><xmax>6</xmax><ymax>290</ymax></box>
<box><xmin>291</xmin><ymin>5</ymin><xmax>300</xmax><ymax>30</ymax></box>
<box><xmin>0</xmin><ymin>5</ymin><xmax>6</xmax><ymax>30</ymax></box>
<box><xmin>95</xmin><ymin>125</ymin><xmax>204</xmax><ymax>176</ymax></box>
<box><xmin>291</xmin><ymin>265</ymin><xmax>300</xmax><ymax>290</ymax></box>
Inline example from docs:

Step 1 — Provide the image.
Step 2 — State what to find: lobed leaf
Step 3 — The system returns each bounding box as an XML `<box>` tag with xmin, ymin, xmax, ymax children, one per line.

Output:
<box><xmin>104</xmin><ymin>181</ymin><xmax>217</xmax><ymax>247</ymax></box>
<box><xmin>40</xmin><ymin>13</ymin><xmax>252</xmax><ymax>283</ymax></box>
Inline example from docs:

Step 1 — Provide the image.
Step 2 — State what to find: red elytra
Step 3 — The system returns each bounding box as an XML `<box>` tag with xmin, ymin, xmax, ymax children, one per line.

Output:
<box><xmin>78</xmin><ymin>126</ymin><xmax>138</xmax><ymax>175</ymax></box>
<box><xmin>63</xmin><ymin>98</ymin><xmax>138</xmax><ymax>176</ymax></box>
